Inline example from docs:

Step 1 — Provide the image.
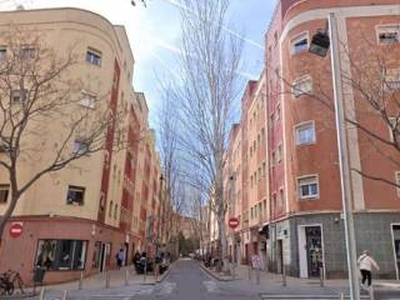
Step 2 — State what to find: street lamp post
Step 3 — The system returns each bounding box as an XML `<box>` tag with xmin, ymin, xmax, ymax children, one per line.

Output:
<box><xmin>309</xmin><ymin>13</ymin><xmax>360</xmax><ymax>300</ymax></box>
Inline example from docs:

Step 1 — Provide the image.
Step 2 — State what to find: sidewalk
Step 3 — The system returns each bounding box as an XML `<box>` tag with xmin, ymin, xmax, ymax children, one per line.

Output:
<box><xmin>203</xmin><ymin>263</ymin><xmax>400</xmax><ymax>298</ymax></box>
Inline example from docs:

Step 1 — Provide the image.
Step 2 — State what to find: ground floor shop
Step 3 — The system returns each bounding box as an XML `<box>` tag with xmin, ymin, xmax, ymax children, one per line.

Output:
<box><xmin>0</xmin><ymin>216</ymin><xmax>139</xmax><ymax>285</ymax></box>
<box><xmin>265</xmin><ymin>212</ymin><xmax>400</xmax><ymax>279</ymax></box>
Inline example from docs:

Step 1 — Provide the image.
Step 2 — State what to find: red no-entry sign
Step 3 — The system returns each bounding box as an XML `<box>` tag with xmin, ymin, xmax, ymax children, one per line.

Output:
<box><xmin>9</xmin><ymin>222</ymin><xmax>23</xmax><ymax>238</ymax></box>
<box><xmin>228</xmin><ymin>217</ymin><xmax>239</xmax><ymax>229</ymax></box>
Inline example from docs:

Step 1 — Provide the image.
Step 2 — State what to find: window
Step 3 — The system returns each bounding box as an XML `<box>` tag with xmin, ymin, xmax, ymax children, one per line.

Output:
<box><xmin>388</xmin><ymin>117</ymin><xmax>400</xmax><ymax>142</ymax></box>
<box><xmin>0</xmin><ymin>184</ymin><xmax>9</xmax><ymax>204</ymax></box>
<box><xmin>11</xmin><ymin>89</ymin><xmax>27</xmax><ymax>103</ymax></box>
<box><xmin>378</xmin><ymin>26</ymin><xmax>399</xmax><ymax>45</ymax></box>
<box><xmin>263</xmin><ymin>199</ymin><xmax>267</xmax><ymax>214</ymax></box>
<box><xmin>86</xmin><ymin>48</ymin><xmax>101</xmax><ymax>66</ymax></box>
<box><xmin>250</xmin><ymin>175</ymin><xmax>253</xmax><ymax>188</ymax></box>
<box><xmin>277</xmin><ymin>145</ymin><xmax>282</xmax><ymax>163</ymax></box>
<box><xmin>296</xmin><ymin>122</ymin><xmax>316</xmax><ymax>145</ymax></box>
<box><xmin>80</xmin><ymin>92</ymin><xmax>96</xmax><ymax>108</ymax></box>
<box><xmin>261</xmin><ymin>128</ymin><xmax>265</xmax><ymax>140</ymax></box>
<box><xmin>21</xmin><ymin>46</ymin><xmax>36</xmax><ymax>59</ymax></box>
<box><xmin>109</xmin><ymin>200</ymin><xmax>113</xmax><ymax>217</ymax></box>
<box><xmin>0</xmin><ymin>48</ymin><xmax>6</xmax><ymax>60</ymax></box>
<box><xmin>292</xmin><ymin>76</ymin><xmax>312</xmax><ymax>98</ymax></box>
<box><xmin>291</xmin><ymin>33</ymin><xmax>308</xmax><ymax>55</ymax></box>
<box><xmin>271</xmin><ymin>151</ymin><xmax>276</xmax><ymax>167</ymax></box>
<box><xmin>298</xmin><ymin>175</ymin><xmax>319</xmax><ymax>199</ymax></box>
<box><xmin>396</xmin><ymin>172</ymin><xmax>400</xmax><ymax>197</ymax></box>
<box><xmin>276</xmin><ymin>103</ymin><xmax>281</xmax><ymax>121</ymax></box>
<box><xmin>385</xmin><ymin>69</ymin><xmax>400</xmax><ymax>90</ymax></box>
<box><xmin>262</xmin><ymin>162</ymin><xmax>266</xmax><ymax>177</ymax></box>
<box><xmin>73</xmin><ymin>140</ymin><xmax>89</xmax><ymax>155</ymax></box>
<box><xmin>258</xmin><ymin>167</ymin><xmax>262</xmax><ymax>180</ymax></box>
<box><xmin>279</xmin><ymin>188</ymin><xmax>285</xmax><ymax>208</ymax></box>
<box><xmin>35</xmin><ymin>239</ymin><xmax>87</xmax><ymax>271</ymax></box>
<box><xmin>66</xmin><ymin>185</ymin><xmax>85</xmax><ymax>205</ymax></box>
<box><xmin>114</xmin><ymin>203</ymin><xmax>118</xmax><ymax>220</ymax></box>
<box><xmin>251</xmin><ymin>207</ymin><xmax>254</xmax><ymax>219</ymax></box>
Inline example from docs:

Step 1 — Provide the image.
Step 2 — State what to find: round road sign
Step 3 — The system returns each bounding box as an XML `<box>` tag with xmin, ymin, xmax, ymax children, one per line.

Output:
<box><xmin>229</xmin><ymin>217</ymin><xmax>239</xmax><ymax>229</ymax></box>
<box><xmin>9</xmin><ymin>222</ymin><xmax>23</xmax><ymax>238</ymax></box>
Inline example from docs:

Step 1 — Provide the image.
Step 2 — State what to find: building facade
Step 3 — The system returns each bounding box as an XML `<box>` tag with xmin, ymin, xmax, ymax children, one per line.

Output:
<box><xmin>0</xmin><ymin>8</ymin><xmax>163</xmax><ymax>284</ymax></box>
<box><xmin>225</xmin><ymin>0</ymin><xmax>400</xmax><ymax>279</ymax></box>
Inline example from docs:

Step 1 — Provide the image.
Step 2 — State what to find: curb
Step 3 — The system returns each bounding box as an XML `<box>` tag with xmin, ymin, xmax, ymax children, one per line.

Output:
<box><xmin>199</xmin><ymin>263</ymin><xmax>234</xmax><ymax>282</ymax></box>
<box><xmin>0</xmin><ymin>293</ymin><xmax>37</xmax><ymax>299</ymax></box>
<box><xmin>156</xmin><ymin>264</ymin><xmax>172</xmax><ymax>283</ymax></box>
<box><xmin>259</xmin><ymin>295</ymin><xmax>370</xmax><ymax>300</ymax></box>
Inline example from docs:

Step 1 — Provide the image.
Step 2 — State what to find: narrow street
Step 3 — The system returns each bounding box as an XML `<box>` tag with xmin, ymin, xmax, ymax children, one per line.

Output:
<box><xmin>147</xmin><ymin>259</ymin><xmax>261</xmax><ymax>300</ymax></box>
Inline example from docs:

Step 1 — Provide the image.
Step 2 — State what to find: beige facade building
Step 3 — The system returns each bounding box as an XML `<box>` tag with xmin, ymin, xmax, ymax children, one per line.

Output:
<box><xmin>0</xmin><ymin>8</ymin><xmax>163</xmax><ymax>284</ymax></box>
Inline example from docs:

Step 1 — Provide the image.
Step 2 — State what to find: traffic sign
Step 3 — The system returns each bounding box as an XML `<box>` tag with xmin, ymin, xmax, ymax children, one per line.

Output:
<box><xmin>228</xmin><ymin>217</ymin><xmax>239</xmax><ymax>229</ymax></box>
<box><xmin>9</xmin><ymin>222</ymin><xmax>23</xmax><ymax>238</ymax></box>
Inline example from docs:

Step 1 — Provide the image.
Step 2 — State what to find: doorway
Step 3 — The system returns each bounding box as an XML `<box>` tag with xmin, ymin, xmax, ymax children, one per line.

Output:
<box><xmin>277</xmin><ymin>239</ymin><xmax>283</xmax><ymax>274</ymax></box>
<box><xmin>391</xmin><ymin>224</ymin><xmax>400</xmax><ymax>279</ymax></box>
<box><xmin>298</xmin><ymin>225</ymin><xmax>324</xmax><ymax>278</ymax></box>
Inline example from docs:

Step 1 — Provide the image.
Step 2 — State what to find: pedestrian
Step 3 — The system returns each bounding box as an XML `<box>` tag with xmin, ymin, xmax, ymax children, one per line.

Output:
<box><xmin>116</xmin><ymin>248</ymin><xmax>125</xmax><ymax>269</ymax></box>
<box><xmin>357</xmin><ymin>250</ymin><xmax>380</xmax><ymax>290</ymax></box>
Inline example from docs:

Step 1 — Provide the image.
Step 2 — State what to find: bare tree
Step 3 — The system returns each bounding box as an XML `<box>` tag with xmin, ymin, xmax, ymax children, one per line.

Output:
<box><xmin>281</xmin><ymin>31</ymin><xmax>400</xmax><ymax>189</ymax></box>
<box><xmin>0</xmin><ymin>27</ymin><xmax>125</xmax><ymax>241</ymax></box>
<box><xmin>163</xmin><ymin>0</ymin><xmax>243</xmax><ymax>270</ymax></box>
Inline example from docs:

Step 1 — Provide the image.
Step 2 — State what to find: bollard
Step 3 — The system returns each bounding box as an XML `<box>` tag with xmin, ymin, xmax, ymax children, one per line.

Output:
<box><xmin>78</xmin><ymin>271</ymin><xmax>83</xmax><ymax>290</ymax></box>
<box><xmin>231</xmin><ymin>263</ymin><xmax>236</xmax><ymax>280</ymax></box>
<box><xmin>105</xmin><ymin>271</ymin><xmax>110</xmax><ymax>289</ymax></box>
<box><xmin>61</xmin><ymin>290</ymin><xmax>68</xmax><ymax>300</ymax></box>
<box><xmin>319</xmin><ymin>267</ymin><xmax>324</xmax><ymax>287</ymax></box>
<box><xmin>282</xmin><ymin>266</ymin><xmax>287</xmax><ymax>287</ymax></box>
<box><xmin>144</xmin><ymin>261</ymin><xmax>147</xmax><ymax>282</ymax></box>
<box><xmin>38</xmin><ymin>287</ymin><xmax>45</xmax><ymax>300</ymax></box>
<box><xmin>125</xmin><ymin>269</ymin><xmax>129</xmax><ymax>286</ymax></box>
<box><xmin>248</xmin><ymin>265</ymin><xmax>252</xmax><ymax>280</ymax></box>
<box><xmin>369</xmin><ymin>284</ymin><xmax>375</xmax><ymax>300</ymax></box>
<box><xmin>256</xmin><ymin>268</ymin><xmax>260</xmax><ymax>285</ymax></box>
<box><xmin>339</xmin><ymin>292</ymin><xmax>344</xmax><ymax>300</ymax></box>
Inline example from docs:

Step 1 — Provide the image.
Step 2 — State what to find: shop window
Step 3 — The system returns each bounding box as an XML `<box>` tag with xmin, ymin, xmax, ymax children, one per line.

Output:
<box><xmin>0</xmin><ymin>184</ymin><xmax>10</xmax><ymax>203</ymax></box>
<box><xmin>298</xmin><ymin>175</ymin><xmax>319</xmax><ymax>200</ymax></box>
<box><xmin>35</xmin><ymin>239</ymin><xmax>87</xmax><ymax>271</ymax></box>
<box><xmin>66</xmin><ymin>185</ymin><xmax>85</xmax><ymax>205</ymax></box>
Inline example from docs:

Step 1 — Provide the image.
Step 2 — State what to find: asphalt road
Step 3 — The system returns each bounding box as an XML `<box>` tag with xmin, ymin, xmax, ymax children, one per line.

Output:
<box><xmin>146</xmin><ymin>258</ymin><xmax>261</xmax><ymax>300</ymax></box>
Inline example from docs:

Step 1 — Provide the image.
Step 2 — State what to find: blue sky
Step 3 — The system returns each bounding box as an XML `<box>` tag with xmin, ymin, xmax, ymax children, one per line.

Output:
<box><xmin>0</xmin><ymin>0</ymin><xmax>278</xmax><ymax>126</ymax></box>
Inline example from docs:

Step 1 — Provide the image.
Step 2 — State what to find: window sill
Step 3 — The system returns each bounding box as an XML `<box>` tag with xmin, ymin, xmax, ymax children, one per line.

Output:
<box><xmin>299</xmin><ymin>196</ymin><xmax>319</xmax><ymax>201</ymax></box>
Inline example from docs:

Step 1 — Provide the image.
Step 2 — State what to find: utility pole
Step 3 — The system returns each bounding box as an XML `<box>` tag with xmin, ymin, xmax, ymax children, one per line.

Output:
<box><xmin>328</xmin><ymin>13</ymin><xmax>360</xmax><ymax>300</ymax></box>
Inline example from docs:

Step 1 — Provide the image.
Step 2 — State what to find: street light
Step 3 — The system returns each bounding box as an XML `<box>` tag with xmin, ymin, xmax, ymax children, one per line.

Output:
<box><xmin>309</xmin><ymin>13</ymin><xmax>360</xmax><ymax>300</ymax></box>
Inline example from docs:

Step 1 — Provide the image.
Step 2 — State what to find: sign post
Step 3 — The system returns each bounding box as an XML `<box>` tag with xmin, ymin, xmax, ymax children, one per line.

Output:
<box><xmin>228</xmin><ymin>218</ymin><xmax>239</xmax><ymax>278</ymax></box>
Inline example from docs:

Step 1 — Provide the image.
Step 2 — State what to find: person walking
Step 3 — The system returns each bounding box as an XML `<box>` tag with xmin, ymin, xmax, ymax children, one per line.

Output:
<box><xmin>357</xmin><ymin>250</ymin><xmax>380</xmax><ymax>290</ymax></box>
<box><xmin>116</xmin><ymin>248</ymin><xmax>125</xmax><ymax>269</ymax></box>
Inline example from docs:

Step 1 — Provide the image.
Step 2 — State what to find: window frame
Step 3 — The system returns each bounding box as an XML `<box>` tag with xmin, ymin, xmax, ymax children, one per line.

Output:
<box><xmin>297</xmin><ymin>175</ymin><xmax>319</xmax><ymax>200</ymax></box>
<box><xmin>0</xmin><ymin>184</ymin><xmax>10</xmax><ymax>204</ymax></box>
<box><xmin>34</xmin><ymin>239</ymin><xmax>88</xmax><ymax>271</ymax></box>
<box><xmin>292</xmin><ymin>75</ymin><xmax>313</xmax><ymax>98</ymax></box>
<box><xmin>80</xmin><ymin>91</ymin><xmax>97</xmax><ymax>109</ymax></box>
<box><xmin>290</xmin><ymin>32</ymin><xmax>309</xmax><ymax>55</ymax></box>
<box><xmin>73</xmin><ymin>140</ymin><xmax>89</xmax><ymax>155</ymax></box>
<box><xmin>295</xmin><ymin>121</ymin><xmax>316</xmax><ymax>146</ymax></box>
<box><xmin>86</xmin><ymin>48</ymin><xmax>102</xmax><ymax>67</ymax></box>
<box><xmin>66</xmin><ymin>185</ymin><xmax>85</xmax><ymax>206</ymax></box>
<box><xmin>377</xmin><ymin>25</ymin><xmax>400</xmax><ymax>45</ymax></box>
<box><xmin>0</xmin><ymin>47</ymin><xmax>6</xmax><ymax>60</ymax></box>
<box><xmin>396</xmin><ymin>171</ymin><xmax>400</xmax><ymax>197</ymax></box>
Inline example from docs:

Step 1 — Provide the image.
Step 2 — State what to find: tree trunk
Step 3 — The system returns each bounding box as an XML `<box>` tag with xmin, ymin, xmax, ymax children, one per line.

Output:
<box><xmin>0</xmin><ymin>195</ymin><xmax>20</xmax><ymax>246</ymax></box>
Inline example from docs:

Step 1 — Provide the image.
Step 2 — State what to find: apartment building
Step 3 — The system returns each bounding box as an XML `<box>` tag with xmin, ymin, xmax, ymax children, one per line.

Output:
<box><xmin>224</xmin><ymin>0</ymin><xmax>400</xmax><ymax>279</ymax></box>
<box><xmin>0</xmin><ymin>8</ymin><xmax>163</xmax><ymax>284</ymax></box>
<box><xmin>265</xmin><ymin>0</ymin><xmax>400</xmax><ymax>279</ymax></box>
